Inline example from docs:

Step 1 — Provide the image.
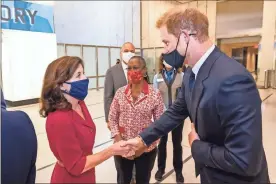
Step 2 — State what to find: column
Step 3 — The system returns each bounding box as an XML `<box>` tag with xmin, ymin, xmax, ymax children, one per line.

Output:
<box><xmin>206</xmin><ymin>1</ymin><xmax>217</xmax><ymax>44</ymax></box>
<box><xmin>257</xmin><ymin>1</ymin><xmax>276</xmax><ymax>85</ymax></box>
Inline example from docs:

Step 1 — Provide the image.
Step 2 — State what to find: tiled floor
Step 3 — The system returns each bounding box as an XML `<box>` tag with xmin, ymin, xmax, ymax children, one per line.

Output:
<box><xmin>8</xmin><ymin>88</ymin><xmax>276</xmax><ymax>183</ymax></box>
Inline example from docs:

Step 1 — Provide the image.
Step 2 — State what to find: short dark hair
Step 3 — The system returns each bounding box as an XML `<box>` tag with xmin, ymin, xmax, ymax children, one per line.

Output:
<box><xmin>39</xmin><ymin>56</ymin><xmax>84</xmax><ymax>117</ymax></box>
<box><xmin>116</xmin><ymin>59</ymin><xmax>120</xmax><ymax>64</ymax></box>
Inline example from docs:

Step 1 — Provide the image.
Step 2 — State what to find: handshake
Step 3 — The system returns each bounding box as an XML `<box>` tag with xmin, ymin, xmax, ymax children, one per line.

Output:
<box><xmin>109</xmin><ymin>123</ymin><xmax>200</xmax><ymax>159</ymax></box>
<box><xmin>110</xmin><ymin>136</ymin><xmax>147</xmax><ymax>159</ymax></box>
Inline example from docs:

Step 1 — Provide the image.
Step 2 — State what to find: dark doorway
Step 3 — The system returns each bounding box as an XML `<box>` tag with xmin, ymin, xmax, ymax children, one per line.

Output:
<box><xmin>232</xmin><ymin>47</ymin><xmax>248</xmax><ymax>68</ymax></box>
<box><xmin>255</xmin><ymin>54</ymin><xmax>258</xmax><ymax>74</ymax></box>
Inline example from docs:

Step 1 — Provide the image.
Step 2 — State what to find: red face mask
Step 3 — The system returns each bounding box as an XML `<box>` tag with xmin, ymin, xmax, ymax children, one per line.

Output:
<box><xmin>127</xmin><ymin>70</ymin><xmax>143</xmax><ymax>84</ymax></box>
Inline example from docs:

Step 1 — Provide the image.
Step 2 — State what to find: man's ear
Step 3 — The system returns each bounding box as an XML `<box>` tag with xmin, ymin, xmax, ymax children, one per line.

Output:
<box><xmin>180</xmin><ymin>30</ymin><xmax>190</xmax><ymax>43</ymax></box>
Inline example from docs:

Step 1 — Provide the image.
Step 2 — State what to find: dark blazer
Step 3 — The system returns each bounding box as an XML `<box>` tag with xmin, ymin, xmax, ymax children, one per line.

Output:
<box><xmin>1</xmin><ymin>91</ymin><xmax>37</xmax><ymax>184</ymax></box>
<box><xmin>140</xmin><ymin>47</ymin><xmax>270</xmax><ymax>183</ymax></box>
<box><xmin>104</xmin><ymin>63</ymin><xmax>127</xmax><ymax>122</ymax></box>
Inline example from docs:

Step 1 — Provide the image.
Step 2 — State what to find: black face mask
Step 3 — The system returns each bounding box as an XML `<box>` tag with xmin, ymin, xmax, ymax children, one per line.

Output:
<box><xmin>162</xmin><ymin>33</ymin><xmax>193</xmax><ymax>69</ymax></box>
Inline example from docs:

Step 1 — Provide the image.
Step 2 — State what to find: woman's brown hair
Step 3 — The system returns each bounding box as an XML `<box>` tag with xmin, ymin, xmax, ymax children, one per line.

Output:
<box><xmin>158</xmin><ymin>55</ymin><xmax>182</xmax><ymax>73</ymax></box>
<box><xmin>39</xmin><ymin>56</ymin><xmax>84</xmax><ymax>118</ymax></box>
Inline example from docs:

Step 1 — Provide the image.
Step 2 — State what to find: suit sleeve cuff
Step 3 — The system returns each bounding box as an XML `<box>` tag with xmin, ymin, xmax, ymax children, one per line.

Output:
<box><xmin>138</xmin><ymin>135</ymin><xmax>149</xmax><ymax>147</ymax></box>
<box><xmin>191</xmin><ymin>139</ymin><xmax>211</xmax><ymax>166</ymax></box>
<box><xmin>111</xmin><ymin>130</ymin><xmax>120</xmax><ymax>138</ymax></box>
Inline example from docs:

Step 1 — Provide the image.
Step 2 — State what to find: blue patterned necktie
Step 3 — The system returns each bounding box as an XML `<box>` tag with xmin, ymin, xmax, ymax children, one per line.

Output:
<box><xmin>166</xmin><ymin>70</ymin><xmax>174</xmax><ymax>82</ymax></box>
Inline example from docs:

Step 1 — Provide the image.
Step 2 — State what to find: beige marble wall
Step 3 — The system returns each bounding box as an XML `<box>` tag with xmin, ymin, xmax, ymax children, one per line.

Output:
<box><xmin>141</xmin><ymin>1</ymin><xmax>178</xmax><ymax>48</ymax></box>
<box><xmin>141</xmin><ymin>1</ymin><xmax>217</xmax><ymax>48</ymax></box>
<box><xmin>258</xmin><ymin>1</ymin><xmax>276</xmax><ymax>84</ymax></box>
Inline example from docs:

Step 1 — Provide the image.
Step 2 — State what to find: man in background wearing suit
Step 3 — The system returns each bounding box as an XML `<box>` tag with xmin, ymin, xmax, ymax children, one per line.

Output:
<box><xmin>104</xmin><ymin>42</ymin><xmax>136</xmax><ymax>183</ymax></box>
<box><xmin>1</xmin><ymin>89</ymin><xmax>37</xmax><ymax>184</ymax></box>
<box><xmin>123</xmin><ymin>8</ymin><xmax>270</xmax><ymax>184</ymax></box>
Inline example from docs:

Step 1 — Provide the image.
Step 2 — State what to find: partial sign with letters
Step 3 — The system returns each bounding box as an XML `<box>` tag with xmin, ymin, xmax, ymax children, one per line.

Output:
<box><xmin>1</xmin><ymin>0</ymin><xmax>54</xmax><ymax>33</ymax></box>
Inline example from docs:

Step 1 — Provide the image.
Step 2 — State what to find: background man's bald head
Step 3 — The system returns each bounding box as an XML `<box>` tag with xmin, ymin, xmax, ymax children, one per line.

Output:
<box><xmin>121</xmin><ymin>42</ymin><xmax>135</xmax><ymax>53</ymax></box>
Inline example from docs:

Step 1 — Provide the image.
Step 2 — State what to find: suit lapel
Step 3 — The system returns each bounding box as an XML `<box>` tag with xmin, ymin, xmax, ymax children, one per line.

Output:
<box><xmin>117</xmin><ymin>63</ymin><xmax>128</xmax><ymax>85</ymax></box>
<box><xmin>191</xmin><ymin>47</ymin><xmax>221</xmax><ymax>129</ymax></box>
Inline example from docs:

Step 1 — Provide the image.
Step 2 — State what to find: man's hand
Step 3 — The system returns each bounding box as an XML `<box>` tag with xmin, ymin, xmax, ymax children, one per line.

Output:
<box><xmin>120</xmin><ymin>137</ymin><xmax>147</xmax><ymax>157</ymax></box>
<box><xmin>188</xmin><ymin>123</ymin><xmax>200</xmax><ymax>147</ymax></box>
<box><xmin>106</xmin><ymin>122</ymin><xmax>111</xmax><ymax>131</ymax></box>
<box><xmin>110</xmin><ymin>140</ymin><xmax>133</xmax><ymax>156</ymax></box>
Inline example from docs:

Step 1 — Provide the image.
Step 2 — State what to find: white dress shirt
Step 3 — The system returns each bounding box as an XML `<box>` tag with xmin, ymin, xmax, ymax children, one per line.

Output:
<box><xmin>192</xmin><ymin>44</ymin><xmax>215</xmax><ymax>79</ymax></box>
<box><xmin>121</xmin><ymin>61</ymin><xmax>128</xmax><ymax>82</ymax></box>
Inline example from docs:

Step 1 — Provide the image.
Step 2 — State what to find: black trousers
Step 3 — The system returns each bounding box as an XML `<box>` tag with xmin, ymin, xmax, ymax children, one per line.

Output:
<box><xmin>115</xmin><ymin>148</ymin><xmax>157</xmax><ymax>184</ymax></box>
<box><xmin>114</xmin><ymin>156</ymin><xmax>123</xmax><ymax>183</ymax></box>
<box><xmin>114</xmin><ymin>157</ymin><xmax>136</xmax><ymax>183</ymax></box>
<box><xmin>157</xmin><ymin>122</ymin><xmax>184</xmax><ymax>174</ymax></box>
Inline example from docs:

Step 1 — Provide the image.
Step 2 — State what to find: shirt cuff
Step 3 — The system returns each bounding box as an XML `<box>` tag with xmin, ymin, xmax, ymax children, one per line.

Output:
<box><xmin>110</xmin><ymin>127</ymin><xmax>120</xmax><ymax>138</ymax></box>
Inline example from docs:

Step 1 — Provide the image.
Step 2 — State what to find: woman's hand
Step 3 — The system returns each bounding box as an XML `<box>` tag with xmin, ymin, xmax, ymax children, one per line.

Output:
<box><xmin>110</xmin><ymin>141</ymin><xmax>133</xmax><ymax>156</ymax></box>
<box><xmin>114</xmin><ymin>134</ymin><xmax>122</xmax><ymax>143</ymax></box>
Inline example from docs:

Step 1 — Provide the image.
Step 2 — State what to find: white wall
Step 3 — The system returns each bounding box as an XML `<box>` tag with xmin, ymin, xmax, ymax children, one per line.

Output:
<box><xmin>2</xmin><ymin>30</ymin><xmax>57</xmax><ymax>101</ymax></box>
<box><xmin>53</xmin><ymin>1</ymin><xmax>141</xmax><ymax>48</ymax></box>
<box><xmin>216</xmin><ymin>1</ymin><xmax>263</xmax><ymax>39</ymax></box>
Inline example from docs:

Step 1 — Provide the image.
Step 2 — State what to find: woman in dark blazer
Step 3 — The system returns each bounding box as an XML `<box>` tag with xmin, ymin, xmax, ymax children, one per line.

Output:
<box><xmin>152</xmin><ymin>55</ymin><xmax>184</xmax><ymax>183</ymax></box>
<box><xmin>39</xmin><ymin>56</ymin><xmax>131</xmax><ymax>183</ymax></box>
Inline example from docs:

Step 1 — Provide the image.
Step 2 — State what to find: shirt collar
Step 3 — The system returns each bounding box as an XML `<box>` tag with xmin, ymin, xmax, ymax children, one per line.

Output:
<box><xmin>163</xmin><ymin>68</ymin><xmax>175</xmax><ymax>76</ymax></box>
<box><xmin>124</xmin><ymin>81</ymin><xmax>149</xmax><ymax>95</ymax></box>
<box><xmin>121</xmin><ymin>61</ymin><xmax>128</xmax><ymax>70</ymax></box>
<box><xmin>192</xmin><ymin>44</ymin><xmax>215</xmax><ymax>79</ymax></box>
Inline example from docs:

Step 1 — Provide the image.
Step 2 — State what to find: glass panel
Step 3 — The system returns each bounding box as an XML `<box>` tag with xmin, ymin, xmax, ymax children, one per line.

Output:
<box><xmin>98</xmin><ymin>77</ymin><xmax>105</xmax><ymax>88</ymax></box>
<box><xmin>57</xmin><ymin>44</ymin><xmax>65</xmax><ymax>58</ymax></box>
<box><xmin>143</xmin><ymin>49</ymin><xmax>156</xmax><ymax>84</ymax></box>
<box><xmin>98</xmin><ymin>48</ymin><xmax>109</xmax><ymax>76</ymax></box>
<box><xmin>155</xmin><ymin>48</ymin><xmax>163</xmax><ymax>73</ymax></box>
<box><xmin>110</xmin><ymin>48</ymin><xmax>121</xmax><ymax>66</ymax></box>
<box><xmin>83</xmin><ymin>46</ymin><xmax>96</xmax><ymax>77</ymax></box>
<box><xmin>66</xmin><ymin>45</ymin><xmax>81</xmax><ymax>57</ymax></box>
<box><xmin>88</xmin><ymin>78</ymin><xmax>96</xmax><ymax>89</ymax></box>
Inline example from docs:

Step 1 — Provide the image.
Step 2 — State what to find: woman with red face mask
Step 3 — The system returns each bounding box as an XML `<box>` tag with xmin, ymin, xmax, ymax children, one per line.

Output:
<box><xmin>109</xmin><ymin>56</ymin><xmax>164</xmax><ymax>184</ymax></box>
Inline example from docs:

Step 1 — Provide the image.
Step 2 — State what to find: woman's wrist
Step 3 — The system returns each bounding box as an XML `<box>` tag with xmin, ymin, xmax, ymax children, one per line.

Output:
<box><xmin>107</xmin><ymin>145</ymin><xmax>116</xmax><ymax>157</ymax></box>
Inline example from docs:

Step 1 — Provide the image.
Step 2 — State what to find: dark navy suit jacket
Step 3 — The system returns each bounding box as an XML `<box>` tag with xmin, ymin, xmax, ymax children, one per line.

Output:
<box><xmin>1</xmin><ymin>90</ymin><xmax>37</xmax><ymax>184</ymax></box>
<box><xmin>140</xmin><ymin>47</ymin><xmax>270</xmax><ymax>183</ymax></box>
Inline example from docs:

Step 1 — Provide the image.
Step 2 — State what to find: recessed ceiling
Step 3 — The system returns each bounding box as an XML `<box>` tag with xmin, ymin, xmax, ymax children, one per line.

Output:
<box><xmin>216</xmin><ymin>1</ymin><xmax>264</xmax><ymax>38</ymax></box>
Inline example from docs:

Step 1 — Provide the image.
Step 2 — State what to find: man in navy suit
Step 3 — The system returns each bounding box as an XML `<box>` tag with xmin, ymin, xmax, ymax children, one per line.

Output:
<box><xmin>1</xmin><ymin>89</ymin><xmax>37</xmax><ymax>184</ymax></box>
<box><xmin>123</xmin><ymin>8</ymin><xmax>270</xmax><ymax>183</ymax></box>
